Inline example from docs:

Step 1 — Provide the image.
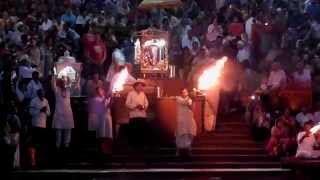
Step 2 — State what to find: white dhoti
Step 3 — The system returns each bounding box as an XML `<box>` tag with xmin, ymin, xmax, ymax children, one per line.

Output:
<box><xmin>176</xmin><ymin>134</ymin><xmax>194</xmax><ymax>149</ymax></box>
<box><xmin>90</xmin><ymin>109</ymin><xmax>113</xmax><ymax>139</ymax></box>
<box><xmin>176</xmin><ymin>96</ymin><xmax>197</xmax><ymax>149</ymax></box>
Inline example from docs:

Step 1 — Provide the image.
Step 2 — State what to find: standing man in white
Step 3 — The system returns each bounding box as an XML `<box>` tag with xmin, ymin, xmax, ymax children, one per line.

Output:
<box><xmin>125</xmin><ymin>80</ymin><xmax>149</xmax><ymax>149</ymax></box>
<box><xmin>51</xmin><ymin>76</ymin><xmax>74</xmax><ymax>149</ymax></box>
<box><xmin>176</xmin><ymin>88</ymin><xmax>197</xmax><ymax>157</ymax></box>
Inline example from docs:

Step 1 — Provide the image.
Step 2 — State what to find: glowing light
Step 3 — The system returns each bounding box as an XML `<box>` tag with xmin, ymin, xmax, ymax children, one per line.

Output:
<box><xmin>143</xmin><ymin>39</ymin><xmax>166</xmax><ymax>47</ymax></box>
<box><xmin>112</xmin><ymin>68</ymin><xmax>129</xmax><ymax>93</ymax></box>
<box><xmin>58</xmin><ymin>66</ymin><xmax>76</xmax><ymax>80</ymax></box>
<box><xmin>310</xmin><ymin>124</ymin><xmax>320</xmax><ymax>134</ymax></box>
<box><xmin>198</xmin><ymin>57</ymin><xmax>228</xmax><ymax>91</ymax></box>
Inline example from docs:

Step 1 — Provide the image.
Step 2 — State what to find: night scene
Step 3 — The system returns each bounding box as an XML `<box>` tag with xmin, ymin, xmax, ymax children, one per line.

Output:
<box><xmin>1</xmin><ymin>0</ymin><xmax>320</xmax><ymax>180</ymax></box>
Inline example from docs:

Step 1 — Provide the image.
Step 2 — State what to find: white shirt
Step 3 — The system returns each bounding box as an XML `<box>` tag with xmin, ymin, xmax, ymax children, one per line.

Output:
<box><xmin>40</xmin><ymin>19</ymin><xmax>53</xmax><ymax>32</ymax></box>
<box><xmin>181</xmin><ymin>35</ymin><xmax>192</xmax><ymax>49</ymax></box>
<box><xmin>27</xmin><ymin>80</ymin><xmax>43</xmax><ymax>99</ymax></box>
<box><xmin>181</xmin><ymin>35</ymin><xmax>200</xmax><ymax>54</ymax></box>
<box><xmin>76</xmin><ymin>15</ymin><xmax>87</xmax><ymax>25</ymax></box>
<box><xmin>296</xmin><ymin>112</ymin><xmax>314</xmax><ymax>127</ymax></box>
<box><xmin>125</xmin><ymin>90</ymin><xmax>149</xmax><ymax>118</ymax></box>
<box><xmin>206</xmin><ymin>24</ymin><xmax>222</xmax><ymax>42</ymax></box>
<box><xmin>245</xmin><ymin>17</ymin><xmax>254</xmax><ymax>41</ymax></box>
<box><xmin>296</xmin><ymin>131</ymin><xmax>320</xmax><ymax>158</ymax></box>
<box><xmin>237</xmin><ymin>46</ymin><xmax>251</xmax><ymax>63</ymax></box>
<box><xmin>176</xmin><ymin>96</ymin><xmax>197</xmax><ymax>136</ymax></box>
<box><xmin>267</xmin><ymin>70</ymin><xmax>287</xmax><ymax>90</ymax></box>
<box><xmin>182</xmin><ymin>25</ymin><xmax>192</xmax><ymax>37</ymax></box>
<box><xmin>29</xmin><ymin>97</ymin><xmax>50</xmax><ymax>128</ymax></box>
<box><xmin>19</xmin><ymin>65</ymin><xmax>35</xmax><ymax>79</ymax></box>
<box><xmin>293</xmin><ymin>69</ymin><xmax>312</xmax><ymax>87</ymax></box>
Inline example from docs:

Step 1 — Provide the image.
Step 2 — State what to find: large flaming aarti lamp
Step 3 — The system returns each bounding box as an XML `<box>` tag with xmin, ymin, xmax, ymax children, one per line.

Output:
<box><xmin>196</xmin><ymin>57</ymin><xmax>228</xmax><ymax>131</ymax></box>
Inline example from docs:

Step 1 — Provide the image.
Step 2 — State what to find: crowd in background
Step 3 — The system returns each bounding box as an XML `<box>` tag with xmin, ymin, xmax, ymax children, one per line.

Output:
<box><xmin>1</xmin><ymin>0</ymin><xmax>320</xmax><ymax>169</ymax></box>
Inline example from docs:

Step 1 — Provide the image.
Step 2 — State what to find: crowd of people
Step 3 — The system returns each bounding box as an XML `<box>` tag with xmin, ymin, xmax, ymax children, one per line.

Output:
<box><xmin>1</xmin><ymin>0</ymin><xmax>320</xmax><ymax>170</ymax></box>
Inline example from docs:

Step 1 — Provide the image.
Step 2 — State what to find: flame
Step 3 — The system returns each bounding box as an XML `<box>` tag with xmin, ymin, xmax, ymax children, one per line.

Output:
<box><xmin>112</xmin><ymin>67</ymin><xmax>129</xmax><ymax>93</ymax></box>
<box><xmin>198</xmin><ymin>57</ymin><xmax>228</xmax><ymax>91</ymax></box>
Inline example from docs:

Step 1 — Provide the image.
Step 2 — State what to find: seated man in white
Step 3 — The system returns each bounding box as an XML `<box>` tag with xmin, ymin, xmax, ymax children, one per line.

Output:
<box><xmin>267</xmin><ymin>62</ymin><xmax>287</xmax><ymax>91</ymax></box>
<box><xmin>296</xmin><ymin>121</ymin><xmax>320</xmax><ymax>159</ymax></box>
<box><xmin>292</xmin><ymin>61</ymin><xmax>311</xmax><ymax>88</ymax></box>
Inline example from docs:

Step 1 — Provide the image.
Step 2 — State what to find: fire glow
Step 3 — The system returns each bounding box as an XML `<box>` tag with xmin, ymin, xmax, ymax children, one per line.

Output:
<box><xmin>310</xmin><ymin>124</ymin><xmax>320</xmax><ymax>134</ymax></box>
<box><xmin>198</xmin><ymin>57</ymin><xmax>228</xmax><ymax>91</ymax></box>
<box><xmin>112</xmin><ymin>67</ymin><xmax>129</xmax><ymax>93</ymax></box>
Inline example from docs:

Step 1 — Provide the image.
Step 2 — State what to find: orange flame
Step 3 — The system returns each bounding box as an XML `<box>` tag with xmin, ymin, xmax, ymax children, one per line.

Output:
<box><xmin>112</xmin><ymin>67</ymin><xmax>129</xmax><ymax>92</ymax></box>
<box><xmin>198</xmin><ymin>57</ymin><xmax>228</xmax><ymax>91</ymax></box>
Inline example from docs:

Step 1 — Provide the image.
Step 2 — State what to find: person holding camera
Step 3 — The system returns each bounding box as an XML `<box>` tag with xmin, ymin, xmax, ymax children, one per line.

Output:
<box><xmin>29</xmin><ymin>89</ymin><xmax>50</xmax><ymax>167</ymax></box>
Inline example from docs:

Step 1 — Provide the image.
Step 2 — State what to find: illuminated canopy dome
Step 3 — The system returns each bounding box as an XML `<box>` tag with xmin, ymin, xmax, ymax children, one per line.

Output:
<box><xmin>139</xmin><ymin>0</ymin><xmax>182</xmax><ymax>9</ymax></box>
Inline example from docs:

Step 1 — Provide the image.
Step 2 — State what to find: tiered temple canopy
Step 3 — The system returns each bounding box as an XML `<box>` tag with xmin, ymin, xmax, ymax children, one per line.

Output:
<box><xmin>135</xmin><ymin>28</ymin><xmax>169</xmax><ymax>74</ymax></box>
<box><xmin>138</xmin><ymin>0</ymin><xmax>182</xmax><ymax>10</ymax></box>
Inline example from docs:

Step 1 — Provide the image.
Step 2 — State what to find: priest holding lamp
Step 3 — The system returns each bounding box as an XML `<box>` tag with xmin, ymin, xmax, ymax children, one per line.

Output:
<box><xmin>125</xmin><ymin>80</ymin><xmax>149</xmax><ymax>149</ymax></box>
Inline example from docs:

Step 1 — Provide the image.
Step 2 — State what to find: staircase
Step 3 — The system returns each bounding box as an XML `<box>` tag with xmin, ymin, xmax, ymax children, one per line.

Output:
<box><xmin>11</xmin><ymin>114</ymin><xmax>294</xmax><ymax>179</ymax></box>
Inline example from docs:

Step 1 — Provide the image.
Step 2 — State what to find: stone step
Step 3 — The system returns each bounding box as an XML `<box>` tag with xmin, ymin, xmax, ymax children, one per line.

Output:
<box><xmin>193</xmin><ymin>142</ymin><xmax>259</xmax><ymax>148</ymax></box>
<box><xmin>11</xmin><ymin>168</ymin><xmax>293</xmax><ymax>180</ymax></box>
<box><xmin>113</xmin><ymin>147</ymin><xmax>267</xmax><ymax>155</ymax></box>
<box><xmin>194</xmin><ymin>138</ymin><xmax>256</xmax><ymax>144</ymax></box>
<box><xmin>113</xmin><ymin>140</ymin><xmax>260</xmax><ymax>148</ymax></box>
<box><xmin>217</xmin><ymin>124</ymin><xmax>249</xmax><ymax>128</ymax></box>
<box><xmin>63</xmin><ymin>161</ymin><xmax>282</xmax><ymax>169</ymax></box>
<box><xmin>68</xmin><ymin>154</ymin><xmax>275</xmax><ymax>163</ymax></box>
<box><xmin>214</xmin><ymin>128</ymin><xmax>251</xmax><ymax>134</ymax></box>
<box><xmin>198</xmin><ymin>133</ymin><xmax>251</xmax><ymax>138</ymax></box>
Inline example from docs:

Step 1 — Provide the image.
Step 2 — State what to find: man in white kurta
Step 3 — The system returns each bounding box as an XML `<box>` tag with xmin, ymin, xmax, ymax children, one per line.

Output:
<box><xmin>176</xmin><ymin>89</ymin><xmax>197</xmax><ymax>155</ymax></box>
<box><xmin>125</xmin><ymin>81</ymin><xmax>149</xmax><ymax>148</ymax></box>
<box><xmin>267</xmin><ymin>63</ymin><xmax>287</xmax><ymax>91</ymax></box>
<box><xmin>292</xmin><ymin>62</ymin><xmax>312</xmax><ymax>88</ymax></box>
<box><xmin>52</xmin><ymin>76</ymin><xmax>74</xmax><ymax>149</ymax></box>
